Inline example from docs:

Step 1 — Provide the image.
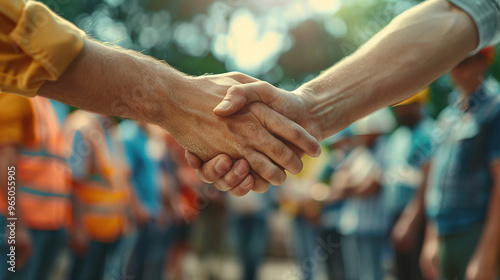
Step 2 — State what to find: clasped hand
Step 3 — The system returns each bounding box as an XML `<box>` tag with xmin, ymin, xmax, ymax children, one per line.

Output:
<box><xmin>180</xmin><ymin>74</ymin><xmax>324</xmax><ymax>196</ymax></box>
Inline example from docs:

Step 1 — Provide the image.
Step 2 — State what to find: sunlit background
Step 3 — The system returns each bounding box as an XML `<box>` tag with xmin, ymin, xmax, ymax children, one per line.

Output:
<box><xmin>45</xmin><ymin>0</ymin><xmax>500</xmax><ymax>116</ymax></box>
<box><xmin>35</xmin><ymin>1</ymin><xmax>500</xmax><ymax>279</ymax></box>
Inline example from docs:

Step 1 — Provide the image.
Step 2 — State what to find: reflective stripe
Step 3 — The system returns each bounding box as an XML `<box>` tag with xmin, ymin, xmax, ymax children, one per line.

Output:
<box><xmin>19</xmin><ymin>186</ymin><xmax>71</xmax><ymax>199</ymax></box>
<box><xmin>18</xmin><ymin>193</ymin><xmax>71</xmax><ymax>231</ymax></box>
<box><xmin>64</xmin><ymin>111</ymin><xmax>131</xmax><ymax>241</ymax></box>
<box><xmin>0</xmin><ymin>97</ymin><xmax>72</xmax><ymax>230</ymax></box>
<box><xmin>21</xmin><ymin>149</ymin><xmax>66</xmax><ymax>162</ymax></box>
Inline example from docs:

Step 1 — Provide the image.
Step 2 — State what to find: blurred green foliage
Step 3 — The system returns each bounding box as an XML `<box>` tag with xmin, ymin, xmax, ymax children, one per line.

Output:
<box><xmin>43</xmin><ymin>0</ymin><xmax>499</xmax><ymax>118</ymax></box>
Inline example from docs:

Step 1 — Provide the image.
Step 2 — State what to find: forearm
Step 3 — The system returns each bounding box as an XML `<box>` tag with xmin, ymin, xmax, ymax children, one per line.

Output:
<box><xmin>473</xmin><ymin>183</ymin><xmax>500</xmax><ymax>261</ymax></box>
<box><xmin>39</xmin><ymin>39</ymin><xmax>188</xmax><ymax>127</ymax></box>
<box><xmin>297</xmin><ymin>0</ymin><xmax>478</xmax><ymax>138</ymax></box>
<box><xmin>400</xmin><ymin>163</ymin><xmax>431</xmax><ymax>226</ymax></box>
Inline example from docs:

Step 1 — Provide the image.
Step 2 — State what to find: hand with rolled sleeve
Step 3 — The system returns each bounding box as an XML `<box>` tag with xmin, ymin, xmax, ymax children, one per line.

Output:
<box><xmin>188</xmin><ymin>0</ymin><xmax>500</xmax><ymax>193</ymax></box>
<box><xmin>0</xmin><ymin>0</ymin><xmax>321</xmax><ymax>195</ymax></box>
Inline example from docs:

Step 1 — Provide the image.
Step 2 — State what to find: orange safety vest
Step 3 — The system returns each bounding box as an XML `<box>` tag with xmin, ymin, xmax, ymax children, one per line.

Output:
<box><xmin>64</xmin><ymin>111</ymin><xmax>130</xmax><ymax>243</ymax></box>
<box><xmin>1</xmin><ymin>97</ymin><xmax>72</xmax><ymax>230</ymax></box>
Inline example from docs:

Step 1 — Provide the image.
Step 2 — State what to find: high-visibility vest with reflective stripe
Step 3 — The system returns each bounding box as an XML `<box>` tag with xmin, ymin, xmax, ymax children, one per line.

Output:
<box><xmin>64</xmin><ymin>111</ymin><xmax>130</xmax><ymax>243</ymax></box>
<box><xmin>0</xmin><ymin>97</ymin><xmax>72</xmax><ymax>230</ymax></box>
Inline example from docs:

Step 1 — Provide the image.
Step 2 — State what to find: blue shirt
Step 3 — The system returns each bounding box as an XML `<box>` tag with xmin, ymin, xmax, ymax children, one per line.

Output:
<box><xmin>318</xmin><ymin>150</ymin><xmax>348</xmax><ymax>230</ymax></box>
<box><xmin>69</xmin><ymin>119</ymin><xmax>115</xmax><ymax>185</ymax></box>
<box><xmin>426</xmin><ymin>84</ymin><xmax>500</xmax><ymax>236</ymax></box>
<box><xmin>338</xmin><ymin>137</ymin><xmax>391</xmax><ymax>237</ymax></box>
<box><xmin>449</xmin><ymin>0</ymin><xmax>500</xmax><ymax>52</ymax></box>
<box><xmin>383</xmin><ymin>118</ymin><xmax>435</xmax><ymax>216</ymax></box>
<box><xmin>119</xmin><ymin>120</ymin><xmax>162</xmax><ymax>216</ymax></box>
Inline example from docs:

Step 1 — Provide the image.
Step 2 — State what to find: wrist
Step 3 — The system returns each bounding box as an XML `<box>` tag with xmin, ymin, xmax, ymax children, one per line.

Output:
<box><xmin>150</xmin><ymin>67</ymin><xmax>193</xmax><ymax>130</ymax></box>
<box><xmin>293</xmin><ymin>86</ymin><xmax>326</xmax><ymax>141</ymax></box>
<box><xmin>296</xmin><ymin>80</ymin><xmax>359</xmax><ymax>141</ymax></box>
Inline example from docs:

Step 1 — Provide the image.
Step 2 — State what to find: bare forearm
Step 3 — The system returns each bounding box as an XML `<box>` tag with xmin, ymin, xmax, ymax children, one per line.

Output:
<box><xmin>400</xmin><ymin>163</ymin><xmax>431</xmax><ymax>225</ymax></box>
<box><xmin>298</xmin><ymin>0</ymin><xmax>478</xmax><ymax>138</ymax></box>
<box><xmin>474</xmin><ymin>183</ymin><xmax>500</xmax><ymax>260</ymax></box>
<box><xmin>39</xmin><ymin>39</ymin><xmax>188</xmax><ymax>127</ymax></box>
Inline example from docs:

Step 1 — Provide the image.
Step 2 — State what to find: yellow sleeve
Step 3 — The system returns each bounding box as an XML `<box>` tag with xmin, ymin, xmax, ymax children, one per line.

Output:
<box><xmin>0</xmin><ymin>93</ymin><xmax>35</xmax><ymax>146</ymax></box>
<box><xmin>0</xmin><ymin>0</ymin><xmax>85</xmax><ymax>97</ymax></box>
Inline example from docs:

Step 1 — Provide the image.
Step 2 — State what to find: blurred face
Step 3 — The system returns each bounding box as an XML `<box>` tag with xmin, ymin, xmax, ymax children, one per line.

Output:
<box><xmin>450</xmin><ymin>54</ymin><xmax>489</xmax><ymax>90</ymax></box>
<box><xmin>331</xmin><ymin>138</ymin><xmax>352</xmax><ymax>150</ymax></box>
<box><xmin>355</xmin><ymin>133</ymin><xmax>379</xmax><ymax>147</ymax></box>
<box><xmin>393</xmin><ymin>103</ymin><xmax>421</xmax><ymax>127</ymax></box>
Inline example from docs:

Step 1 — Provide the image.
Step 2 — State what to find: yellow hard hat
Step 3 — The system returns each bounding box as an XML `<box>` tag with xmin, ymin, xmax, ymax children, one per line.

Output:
<box><xmin>394</xmin><ymin>87</ymin><xmax>430</xmax><ymax>106</ymax></box>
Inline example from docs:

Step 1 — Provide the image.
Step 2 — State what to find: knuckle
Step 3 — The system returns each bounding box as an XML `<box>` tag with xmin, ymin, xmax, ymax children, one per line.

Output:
<box><xmin>280</xmin><ymin>147</ymin><xmax>296</xmax><ymax>168</ymax></box>
<box><xmin>232</xmin><ymin>140</ymin><xmax>245</xmax><ymax>152</ymax></box>
<box><xmin>261</xmin><ymin>166</ymin><xmax>283</xmax><ymax>185</ymax></box>
<box><xmin>242</xmin><ymin>121</ymin><xmax>260</xmax><ymax>138</ymax></box>
<box><xmin>256</xmin><ymin>81</ymin><xmax>270</xmax><ymax>88</ymax></box>
<box><xmin>270</xmin><ymin>142</ymin><xmax>287</xmax><ymax>159</ymax></box>
<box><xmin>289</xmin><ymin>124</ymin><xmax>302</xmax><ymax>139</ymax></box>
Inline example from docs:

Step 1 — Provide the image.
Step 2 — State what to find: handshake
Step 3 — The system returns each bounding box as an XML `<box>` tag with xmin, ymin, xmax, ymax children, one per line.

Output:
<box><xmin>172</xmin><ymin>72</ymin><xmax>332</xmax><ymax>197</ymax></box>
<box><xmin>37</xmin><ymin>0</ymin><xmax>481</xmax><ymax>198</ymax></box>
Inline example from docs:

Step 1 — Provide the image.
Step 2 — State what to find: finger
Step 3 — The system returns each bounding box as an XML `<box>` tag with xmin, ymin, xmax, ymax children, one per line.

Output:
<box><xmin>243</xmin><ymin>149</ymin><xmax>287</xmax><ymax>186</ymax></box>
<box><xmin>286</xmin><ymin>141</ymin><xmax>306</xmax><ymax>159</ymax></box>
<box><xmin>225</xmin><ymin>72</ymin><xmax>260</xmax><ymax>84</ymax></box>
<box><xmin>185</xmin><ymin>150</ymin><xmax>203</xmax><ymax>169</ymax></box>
<box><xmin>250</xmin><ymin>171</ymin><xmax>271</xmax><ymax>193</ymax></box>
<box><xmin>212</xmin><ymin>159</ymin><xmax>252</xmax><ymax>191</ymax></box>
<box><xmin>214</xmin><ymin>81</ymin><xmax>283</xmax><ymax>117</ymax></box>
<box><xmin>250</xmin><ymin>103</ymin><xmax>321</xmax><ymax>158</ymax></box>
<box><xmin>229</xmin><ymin>171</ymin><xmax>270</xmax><ymax>196</ymax></box>
<box><xmin>228</xmin><ymin>173</ymin><xmax>255</xmax><ymax>197</ymax></box>
<box><xmin>195</xmin><ymin>154</ymin><xmax>233</xmax><ymax>184</ymax></box>
<box><xmin>240</xmin><ymin>122</ymin><xmax>303</xmax><ymax>174</ymax></box>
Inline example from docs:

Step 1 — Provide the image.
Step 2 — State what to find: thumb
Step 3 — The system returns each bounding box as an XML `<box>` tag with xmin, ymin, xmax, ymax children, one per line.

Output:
<box><xmin>214</xmin><ymin>81</ymin><xmax>281</xmax><ymax>117</ymax></box>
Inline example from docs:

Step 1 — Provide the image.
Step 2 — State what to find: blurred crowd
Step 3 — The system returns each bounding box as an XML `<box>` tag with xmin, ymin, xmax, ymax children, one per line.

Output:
<box><xmin>0</xmin><ymin>47</ymin><xmax>499</xmax><ymax>280</ymax></box>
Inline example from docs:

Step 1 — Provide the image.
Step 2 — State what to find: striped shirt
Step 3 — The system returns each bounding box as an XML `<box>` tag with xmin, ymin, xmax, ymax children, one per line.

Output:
<box><xmin>426</xmin><ymin>82</ymin><xmax>500</xmax><ymax>236</ymax></box>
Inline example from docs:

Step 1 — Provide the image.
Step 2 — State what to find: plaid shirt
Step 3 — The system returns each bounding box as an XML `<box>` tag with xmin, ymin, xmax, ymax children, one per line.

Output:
<box><xmin>450</xmin><ymin>0</ymin><xmax>500</xmax><ymax>52</ymax></box>
<box><xmin>426</xmin><ymin>82</ymin><xmax>500</xmax><ymax>236</ymax></box>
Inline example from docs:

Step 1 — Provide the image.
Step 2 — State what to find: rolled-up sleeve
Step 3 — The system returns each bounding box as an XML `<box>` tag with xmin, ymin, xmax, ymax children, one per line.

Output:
<box><xmin>449</xmin><ymin>0</ymin><xmax>500</xmax><ymax>52</ymax></box>
<box><xmin>0</xmin><ymin>0</ymin><xmax>85</xmax><ymax>97</ymax></box>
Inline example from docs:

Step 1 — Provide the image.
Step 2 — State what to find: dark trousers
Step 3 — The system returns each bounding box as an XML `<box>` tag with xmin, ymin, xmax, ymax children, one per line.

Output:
<box><xmin>321</xmin><ymin>227</ymin><xmax>345</xmax><ymax>280</ymax></box>
<box><xmin>68</xmin><ymin>239</ymin><xmax>120</xmax><ymax>280</ymax></box>
<box><xmin>394</xmin><ymin>223</ymin><xmax>425</xmax><ymax>280</ymax></box>
<box><xmin>0</xmin><ymin>228</ymin><xmax>66</xmax><ymax>280</ymax></box>
<box><xmin>125</xmin><ymin>221</ymin><xmax>174</xmax><ymax>280</ymax></box>
<box><xmin>231</xmin><ymin>214</ymin><xmax>269</xmax><ymax>280</ymax></box>
<box><xmin>438</xmin><ymin>224</ymin><xmax>500</xmax><ymax>280</ymax></box>
<box><xmin>292</xmin><ymin>216</ymin><xmax>319</xmax><ymax>280</ymax></box>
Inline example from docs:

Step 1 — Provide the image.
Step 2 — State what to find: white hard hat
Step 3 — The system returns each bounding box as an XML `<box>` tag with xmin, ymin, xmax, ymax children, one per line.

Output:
<box><xmin>351</xmin><ymin>108</ymin><xmax>396</xmax><ymax>135</ymax></box>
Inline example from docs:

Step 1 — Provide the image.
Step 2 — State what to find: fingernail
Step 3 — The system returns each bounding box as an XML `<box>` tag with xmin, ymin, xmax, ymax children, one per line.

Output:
<box><xmin>215</xmin><ymin>159</ymin><xmax>229</xmax><ymax>174</ymax></box>
<box><xmin>234</xmin><ymin>161</ymin><xmax>247</xmax><ymax>176</ymax></box>
<box><xmin>240</xmin><ymin>176</ymin><xmax>252</xmax><ymax>189</ymax></box>
<box><xmin>214</xmin><ymin>100</ymin><xmax>232</xmax><ymax>111</ymax></box>
<box><xmin>314</xmin><ymin>146</ymin><xmax>322</xmax><ymax>157</ymax></box>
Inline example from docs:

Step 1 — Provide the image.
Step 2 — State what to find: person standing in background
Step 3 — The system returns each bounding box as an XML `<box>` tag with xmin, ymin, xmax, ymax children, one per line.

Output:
<box><xmin>332</xmin><ymin>109</ymin><xmax>396</xmax><ymax>280</ymax></box>
<box><xmin>422</xmin><ymin>47</ymin><xmax>500</xmax><ymax>280</ymax></box>
<box><xmin>316</xmin><ymin>129</ymin><xmax>355</xmax><ymax>280</ymax></box>
<box><xmin>279</xmin><ymin>153</ymin><xmax>330</xmax><ymax>280</ymax></box>
<box><xmin>119</xmin><ymin>120</ymin><xmax>176</xmax><ymax>280</ymax></box>
<box><xmin>227</xmin><ymin>189</ymin><xmax>275</xmax><ymax>280</ymax></box>
<box><xmin>0</xmin><ymin>95</ymin><xmax>71</xmax><ymax>280</ymax></box>
<box><xmin>383</xmin><ymin>89</ymin><xmax>435</xmax><ymax>280</ymax></box>
<box><xmin>64</xmin><ymin>111</ymin><xmax>131</xmax><ymax>280</ymax></box>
